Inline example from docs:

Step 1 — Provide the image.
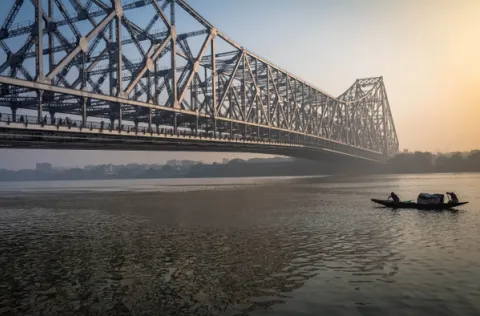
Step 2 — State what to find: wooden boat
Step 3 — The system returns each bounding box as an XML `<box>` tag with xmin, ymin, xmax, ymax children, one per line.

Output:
<box><xmin>371</xmin><ymin>199</ymin><xmax>468</xmax><ymax>210</ymax></box>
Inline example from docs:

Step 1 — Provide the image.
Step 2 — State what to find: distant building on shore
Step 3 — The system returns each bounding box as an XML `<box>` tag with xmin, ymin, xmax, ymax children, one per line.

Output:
<box><xmin>104</xmin><ymin>164</ymin><xmax>115</xmax><ymax>175</ymax></box>
<box><xmin>166</xmin><ymin>160</ymin><xmax>197</xmax><ymax>167</ymax></box>
<box><xmin>36</xmin><ymin>163</ymin><xmax>52</xmax><ymax>172</ymax></box>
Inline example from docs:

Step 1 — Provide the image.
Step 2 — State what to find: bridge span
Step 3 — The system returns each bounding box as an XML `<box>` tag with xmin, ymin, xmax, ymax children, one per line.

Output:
<box><xmin>0</xmin><ymin>0</ymin><xmax>399</xmax><ymax>163</ymax></box>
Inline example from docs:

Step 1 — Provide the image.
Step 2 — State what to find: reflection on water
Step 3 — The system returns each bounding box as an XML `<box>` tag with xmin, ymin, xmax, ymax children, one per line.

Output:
<box><xmin>0</xmin><ymin>174</ymin><xmax>479</xmax><ymax>315</ymax></box>
<box><xmin>0</xmin><ymin>176</ymin><xmax>320</xmax><ymax>194</ymax></box>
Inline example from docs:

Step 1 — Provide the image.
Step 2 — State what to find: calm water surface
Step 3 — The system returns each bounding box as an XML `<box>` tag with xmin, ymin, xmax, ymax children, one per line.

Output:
<box><xmin>0</xmin><ymin>173</ymin><xmax>479</xmax><ymax>316</ymax></box>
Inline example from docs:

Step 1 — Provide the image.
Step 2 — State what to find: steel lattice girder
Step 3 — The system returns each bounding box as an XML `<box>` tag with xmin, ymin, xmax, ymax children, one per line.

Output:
<box><xmin>0</xmin><ymin>0</ymin><xmax>399</xmax><ymax>158</ymax></box>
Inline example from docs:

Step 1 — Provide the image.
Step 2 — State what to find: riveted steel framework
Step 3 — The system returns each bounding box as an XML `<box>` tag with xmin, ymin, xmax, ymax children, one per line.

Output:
<box><xmin>0</xmin><ymin>0</ymin><xmax>399</xmax><ymax>160</ymax></box>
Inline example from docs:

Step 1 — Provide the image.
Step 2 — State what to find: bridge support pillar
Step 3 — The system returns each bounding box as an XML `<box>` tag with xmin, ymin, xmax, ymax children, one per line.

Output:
<box><xmin>11</xmin><ymin>107</ymin><xmax>17</xmax><ymax>122</ymax></box>
<box><xmin>148</xmin><ymin>108</ymin><xmax>152</xmax><ymax>133</ymax></box>
<box><xmin>195</xmin><ymin>114</ymin><xmax>199</xmax><ymax>136</ymax></box>
<box><xmin>213</xmin><ymin>119</ymin><xmax>217</xmax><ymax>138</ymax></box>
<box><xmin>174</xmin><ymin>113</ymin><xmax>177</xmax><ymax>135</ymax></box>
<box><xmin>37</xmin><ymin>90</ymin><xmax>43</xmax><ymax>124</ymax></box>
<box><xmin>117</xmin><ymin>103</ymin><xmax>122</xmax><ymax>131</ymax></box>
<box><xmin>110</xmin><ymin>117</ymin><xmax>115</xmax><ymax>131</ymax></box>
<box><xmin>81</xmin><ymin>98</ymin><xmax>87</xmax><ymax>127</ymax></box>
<box><xmin>49</xmin><ymin>111</ymin><xmax>55</xmax><ymax>125</ymax></box>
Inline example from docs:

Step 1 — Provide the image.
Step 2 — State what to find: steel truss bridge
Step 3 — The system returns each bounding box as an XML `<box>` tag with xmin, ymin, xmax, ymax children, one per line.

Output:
<box><xmin>0</xmin><ymin>0</ymin><xmax>399</xmax><ymax>163</ymax></box>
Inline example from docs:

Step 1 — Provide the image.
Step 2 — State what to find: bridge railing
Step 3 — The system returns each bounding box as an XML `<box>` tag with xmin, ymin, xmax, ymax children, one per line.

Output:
<box><xmin>0</xmin><ymin>111</ymin><xmax>386</xmax><ymax>161</ymax></box>
<box><xmin>0</xmin><ymin>112</ymin><xmax>292</xmax><ymax>144</ymax></box>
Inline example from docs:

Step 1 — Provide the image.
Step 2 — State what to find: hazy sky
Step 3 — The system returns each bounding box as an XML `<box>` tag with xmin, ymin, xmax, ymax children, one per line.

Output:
<box><xmin>191</xmin><ymin>0</ymin><xmax>479</xmax><ymax>153</ymax></box>
<box><xmin>1</xmin><ymin>0</ymin><xmax>479</xmax><ymax>169</ymax></box>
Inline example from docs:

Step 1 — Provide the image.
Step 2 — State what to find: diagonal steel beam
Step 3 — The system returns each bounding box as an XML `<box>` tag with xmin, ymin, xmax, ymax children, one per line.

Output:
<box><xmin>121</xmin><ymin>16</ymin><xmax>146</xmax><ymax>58</ymax></box>
<box><xmin>90</xmin><ymin>0</ymin><xmax>109</xmax><ymax>11</ymax></box>
<box><xmin>124</xmin><ymin>34</ymin><xmax>172</xmax><ymax>95</ymax></box>
<box><xmin>216</xmin><ymin>51</ymin><xmax>243</xmax><ymax>116</ymax></box>
<box><xmin>244</xmin><ymin>56</ymin><xmax>266</xmax><ymax>122</ymax></box>
<box><xmin>2</xmin><ymin>0</ymin><xmax>24</xmax><ymax>31</ymax></box>
<box><xmin>151</xmin><ymin>0</ymin><xmax>171</xmax><ymax>28</ymax></box>
<box><xmin>46</xmin><ymin>11</ymin><xmax>116</xmax><ymax>81</ymax></box>
<box><xmin>53</xmin><ymin>0</ymin><xmax>82</xmax><ymax>38</ymax></box>
<box><xmin>177</xmin><ymin>33</ymin><xmax>212</xmax><ymax>106</ymax></box>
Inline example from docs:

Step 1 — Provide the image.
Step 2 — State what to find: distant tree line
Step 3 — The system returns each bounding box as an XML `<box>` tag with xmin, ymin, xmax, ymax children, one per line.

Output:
<box><xmin>0</xmin><ymin>150</ymin><xmax>479</xmax><ymax>182</ymax></box>
<box><xmin>0</xmin><ymin>158</ymin><xmax>340</xmax><ymax>182</ymax></box>
<box><xmin>384</xmin><ymin>150</ymin><xmax>480</xmax><ymax>173</ymax></box>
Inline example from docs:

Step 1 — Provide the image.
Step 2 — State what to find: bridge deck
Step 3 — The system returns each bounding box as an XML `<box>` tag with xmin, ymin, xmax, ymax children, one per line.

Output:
<box><xmin>0</xmin><ymin>119</ymin><xmax>386</xmax><ymax>163</ymax></box>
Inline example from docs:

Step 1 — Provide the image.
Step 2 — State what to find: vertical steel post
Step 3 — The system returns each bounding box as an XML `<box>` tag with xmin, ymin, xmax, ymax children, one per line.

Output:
<box><xmin>36</xmin><ymin>0</ymin><xmax>43</xmax><ymax>123</ymax></box>
<box><xmin>11</xmin><ymin>107</ymin><xmax>17</xmax><ymax>123</ymax></box>
<box><xmin>113</xmin><ymin>0</ymin><xmax>123</xmax><ymax>131</ymax></box>
<box><xmin>228</xmin><ymin>89</ymin><xmax>233</xmax><ymax>138</ymax></box>
<box><xmin>195</xmin><ymin>112</ymin><xmax>199</xmax><ymax>136</ymax></box>
<box><xmin>302</xmin><ymin>82</ymin><xmax>304</xmax><ymax>133</ymax></box>
<box><xmin>381</xmin><ymin>82</ymin><xmax>388</xmax><ymax>155</ymax></box>
<box><xmin>276</xmin><ymin>69</ymin><xmax>280</xmax><ymax>129</ymax></box>
<box><xmin>118</xmin><ymin>103</ymin><xmax>122</xmax><ymax>130</ymax></box>
<box><xmin>37</xmin><ymin>90</ymin><xmax>43</xmax><ymax>124</ymax></box>
<box><xmin>49</xmin><ymin>111</ymin><xmax>55</xmax><ymax>125</ymax></box>
<box><xmin>190</xmin><ymin>78</ymin><xmax>194</xmax><ymax>111</ymax></box>
<box><xmin>147</xmin><ymin>70</ymin><xmax>151</xmax><ymax>103</ymax></box>
<box><xmin>294</xmin><ymin>80</ymin><xmax>297</xmax><ymax>130</ymax></box>
<box><xmin>115</xmin><ymin>1</ymin><xmax>122</xmax><ymax>96</ymax></box>
<box><xmin>109</xmin><ymin>22</ymin><xmax>115</xmax><ymax>96</ymax></box>
<box><xmin>170</xmin><ymin>1</ymin><xmax>178</xmax><ymax>108</ymax></box>
<box><xmin>48</xmin><ymin>0</ymin><xmax>54</xmax><ymax>72</ymax></box>
<box><xmin>267</xmin><ymin>73</ymin><xmax>271</xmax><ymax>140</ymax></box>
<box><xmin>82</xmin><ymin>98</ymin><xmax>87</xmax><ymax>127</ymax></box>
<box><xmin>286</xmin><ymin>74</ymin><xmax>289</xmax><ymax>129</ymax></box>
<box><xmin>174</xmin><ymin>113</ymin><xmax>177</xmax><ymax>134</ymax></box>
<box><xmin>266</xmin><ymin>65</ymin><xmax>270</xmax><ymax>127</ymax></box>
<box><xmin>204</xmin><ymin>67</ymin><xmax>207</xmax><ymax>88</ymax></box>
<box><xmin>255</xmin><ymin>58</ymin><xmax>258</xmax><ymax>124</ymax></box>
<box><xmin>242</xmin><ymin>54</ymin><xmax>246</xmax><ymax>120</ymax></box>
<box><xmin>36</xmin><ymin>0</ymin><xmax>43</xmax><ymax>81</ymax></box>
<box><xmin>154</xmin><ymin>56</ymin><xmax>158</xmax><ymax>102</ymax></box>
<box><xmin>211</xmin><ymin>32</ymin><xmax>217</xmax><ymax>137</ymax></box>
<box><xmin>148</xmin><ymin>108</ymin><xmax>152</xmax><ymax>133</ymax></box>
<box><xmin>81</xmin><ymin>52</ymin><xmax>86</xmax><ymax>89</ymax></box>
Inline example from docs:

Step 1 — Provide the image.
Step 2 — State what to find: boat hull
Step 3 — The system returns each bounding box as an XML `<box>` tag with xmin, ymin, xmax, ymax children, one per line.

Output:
<box><xmin>371</xmin><ymin>199</ymin><xmax>468</xmax><ymax>210</ymax></box>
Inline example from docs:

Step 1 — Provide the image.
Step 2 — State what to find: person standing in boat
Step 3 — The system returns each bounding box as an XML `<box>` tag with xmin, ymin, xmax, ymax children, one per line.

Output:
<box><xmin>447</xmin><ymin>192</ymin><xmax>459</xmax><ymax>203</ymax></box>
<box><xmin>388</xmin><ymin>192</ymin><xmax>400</xmax><ymax>202</ymax></box>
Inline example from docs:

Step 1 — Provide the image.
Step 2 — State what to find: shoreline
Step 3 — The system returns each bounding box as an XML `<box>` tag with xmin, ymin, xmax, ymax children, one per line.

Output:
<box><xmin>0</xmin><ymin>170</ymin><xmax>479</xmax><ymax>184</ymax></box>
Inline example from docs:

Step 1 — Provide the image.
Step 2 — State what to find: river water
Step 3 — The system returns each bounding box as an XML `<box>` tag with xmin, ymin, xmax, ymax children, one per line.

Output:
<box><xmin>0</xmin><ymin>173</ymin><xmax>479</xmax><ymax>316</ymax></box>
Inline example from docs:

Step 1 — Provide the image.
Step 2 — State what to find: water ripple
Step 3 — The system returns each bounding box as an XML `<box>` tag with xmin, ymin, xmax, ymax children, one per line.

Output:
<box><xmin>0</xmin><ymin>174</ymin><xmax>479</xmax><ymax>315</ymax></box>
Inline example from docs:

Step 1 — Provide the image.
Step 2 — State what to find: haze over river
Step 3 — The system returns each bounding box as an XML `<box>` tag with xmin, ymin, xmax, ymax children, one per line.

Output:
<box><xmin>0</xmin><ymin>173</ymin><xmax>479</xmax><ymax>316</ymax></box>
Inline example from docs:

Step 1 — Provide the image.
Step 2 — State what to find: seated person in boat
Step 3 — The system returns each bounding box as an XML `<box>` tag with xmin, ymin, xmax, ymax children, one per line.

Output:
<box><xmin>447</xmin><ymin>192</ymin><xmax>459</xmax><ymax>203</ymax></box>
<box><xmin>388</xmin><ymin>192</ymin><xmax>400</xmax><ymax>202</ymax></box>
